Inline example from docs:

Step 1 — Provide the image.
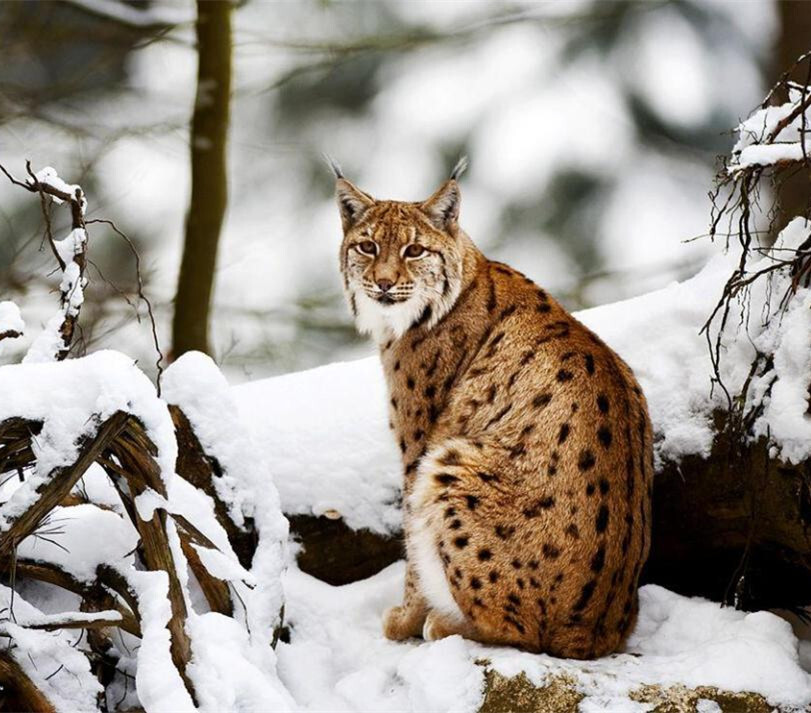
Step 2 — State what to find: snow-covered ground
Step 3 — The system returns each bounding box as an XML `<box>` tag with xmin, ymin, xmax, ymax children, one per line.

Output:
<box><xmin>277</xmin><ymin>563</ymin><xmax>811</xmax><ymax>712</ymax></box>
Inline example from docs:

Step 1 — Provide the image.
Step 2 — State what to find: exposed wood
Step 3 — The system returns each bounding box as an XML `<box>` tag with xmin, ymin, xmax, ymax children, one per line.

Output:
<box><xmin>0</xmin><ymin>412</ymin><xmax>129</xmax><ymax>559</ymax></box>
<box><xmin>103</xmin><ymin>417</ymin><xmax>196</xmax><ymax>703</ymax></box>
<box><xmin>5</xmin><ymin>612</ymin><xmax>124</xmax><ymax>631</ymax></box>
<box><xmin>170</xmin><ymin>405</ymin><xmax>256</xmax><ymax>568</ymax></box>
<box><xmin>0</xmin><ymin>418</ymin><xmax>42</xmax><ymax>475</ymax></box>
<box><xmin>0</xmin><ymin>652</ymin><xmax>56</xmax><ymax>713</ymax></box>
<box><xmin>289</xmin><ymin>514</ymin><xmax>404</xmax><ymax>586</ymax></box>
<box><xmin>643</xmin><ymin>412</ymin><xmax>811</xmax><ymax>611</ymax></box>
<box><xmin>0</xmin><ymin>558</ymin><xmax>141</xmax><ymax>637</ymax></box>
<box><xmin>179</xmin><ymin>533</ymin><xmax>233</xmax><ymax>616</ymax></box>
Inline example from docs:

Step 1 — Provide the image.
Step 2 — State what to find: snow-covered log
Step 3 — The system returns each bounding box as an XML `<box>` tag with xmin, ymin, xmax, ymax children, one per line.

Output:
<box><xmin>0</xmin><ymin>351</ymin><xmax>291</xmax><ymax>712</ymax></box>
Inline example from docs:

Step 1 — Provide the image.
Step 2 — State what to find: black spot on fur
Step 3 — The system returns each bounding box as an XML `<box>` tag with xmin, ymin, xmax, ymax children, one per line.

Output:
<box><xmin>441</xmin><ymin>450</ymin><xmax>460</xmax><ymax>466</ymax></box>
<box><xmin>489</xmin><ymin>570</ymin><xmax>499</xmax><ymax>583</ymax></box>
<box><xmin>413</xmin><ymin>429</ymin><xmax>424</xmax><ymax>441</ymax></box>
<box><xmin>517</xmin><ymin>578</ymin><xmax>525</xmax><ymax>589</ymax></box>
<box><xmin>495</xmin><ymin>524</ymin><xmax>515</xmax><ymax>540</ymax></box>
<box><xmin>424</xmin><ymin>384</ymin><xmax>436</xmax><ymax>399</ymax></box>
<box><xmin>596</xmin><ymin>505</ymin><xmax>610</xmax><ymax>533</ymax></box>
<box><xmin>478</xmin><ymin>549</ymin><xmax>492</xmax><ymax>561</ymax></box>
<box><xmin>471</xmin><ymin>577</ymin><xmax>482</xmax><ymax>590</ymax></box>
<box><xmin>453</xmin><ymin>536</ymin><xmax>469</xmax><ymax>549</ymax></box>
<box><xmin>390</xmin><ymin>397</ymin><xmax>397</xmax><ymax>409</ymax></box>
<box><xmin>511</xmin><ymin>559</ymin><xmax>522</xmax><ymax>569</ymax></box>
<box><xmin>394</xmin><ymin>360</ymin><xmax>401</xmax><ymax>371</ymax></box>
<box><xmin>444</xmin><ymin>507</ymin><xmax>456</xmax><ymax>518</ymax></box>
<box><xmin>537</xmin><ymin>303</ymin><xmax>551</xmax><ymax>314</ymax></box>
<box><xmin>584</xmin><ymin>353</ymin><xmax>595</xmax><ymax>375</ymax></box>
<box><xmin>399</xmin><ymin>439</ymin><xmax>406</xmax><ymax>453</ymax></box>
<box><xmin>523</xmin><ymin>497</ymin><xmax>555</xmax><ymax>518</ymax></box>
<box><xmin>465</xmin><ymin>495</ymin><xmax>479</xmax><ymax>511</ymax></box>
<box><xmin>507</xmin><ymin>593</ymin><xmax>521</xmax><ymax>605</ymax></box>
<box><xmin>533</xmin><ymin>393</ymin><xmax>552</xmax><ymax>409</ymax></box>
<box><xmin>599</xmin><ymin>478</ymin><xmax>610</xmax><ymax>495</ymax></box>
<box><xmin>572</xmin><ymin>580</ymin><xmax>596</xmax><ymax>612</ymax></box>
<box><xmin>565</xmin><ymin>523</ymin><xmax>580</xmax><ymax>539</ymax></box>
<box><xmin>586</xmin><ymin>482</ymin><xmax>596</xmax><ymax>496</ymax></box>
<box><xmin>485</xmin><ymin>404</ymin><xmax>512</xmax><ymax>429</ymax></box>
<box><xmin>487</xmin><ymin>384</ymin><xmax>497</xmax><ymax>404</ymax></box>
<box><xmin>428</xmin><ymin>404</ymin><xmax>440</xmax><ymax>423</ymax></box>
<box><xmin>597</xmin><ymin>394</ymin><xmax>609</xmax><ymax>413</ymax></box>
<box><xmin>558</xmin><ymin>423</ymin><xmax>570</xmax><ymax>444</ymax></box>
<box><xmin>591</xmin><ymin>547</ymin><xmax>606</xmax><ymax>573</ymax></box>
<box><xmin>556</xmin><ymin>369</ymin><xmax>574</xmax><ymax>383</ymax></box>
<box><xmin>435</xmin><ymin>473</ymin><xmax>458</xmax><ymax>485</ymax></box>
<box><xmin>578</xmin><ymin>449</ymin><xmax>596</xmax><ymax>471</ymax></box>
<box><xmin>542</xmin><ymin>543</ymin><xmax>560</xmax><ymax>559</ymax></box>
<box><xmin>500</xmin><ymin>305</ymin><xmax>517</xmax><ymax>319</ymax></box>
<box><xmin>597</xmin><ymin>426</ymin><xmax>613</xmax><ymax>448</ymax></box>
<box><xmin>478</xmin><ymin>471</ymin><xmax>498</xmax><ymax>483</ymax></box>
<box><xmin>449</xmin><ymin>519</ymin><xmax>462</xmax><ymax>530</ymax></box>
<box><xmin>406</xmin><ymin>376</ymin><xmax>415</xmax><ymax>390</ymax></box>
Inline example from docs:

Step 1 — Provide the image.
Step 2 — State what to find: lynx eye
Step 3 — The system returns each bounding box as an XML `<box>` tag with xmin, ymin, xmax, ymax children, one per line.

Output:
<box><xmin>404</xmin><ymin>244</ymin><xmax>425</xmax><ymax>259</ymax></box>
<box><xmin>357</xmin><ymin>240</ymin><xmax>377</xmax><ymax>256</ymax></box>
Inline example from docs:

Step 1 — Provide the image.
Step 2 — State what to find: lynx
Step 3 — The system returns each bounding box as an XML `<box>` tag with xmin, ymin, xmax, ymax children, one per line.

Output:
<box><xmin>334</xmin><ymin>160</ymin><xmax>652</xmax><ymax>659</ymax></box>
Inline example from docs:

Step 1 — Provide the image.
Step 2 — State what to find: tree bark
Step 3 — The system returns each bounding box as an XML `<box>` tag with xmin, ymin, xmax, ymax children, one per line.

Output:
<box><xmin>171</xmin><ymin>0</ymin><xmax>232</xmax><ymax>358</ymax></box>
<box><xmin>770</xmin><ymin>0</ymin><xmax>811</xmax><ymax>237</ymax></box>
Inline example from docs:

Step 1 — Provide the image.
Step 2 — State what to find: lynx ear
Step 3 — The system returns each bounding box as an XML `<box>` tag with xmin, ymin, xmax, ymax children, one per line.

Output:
<box><xmin>420</xmin><ymin>179</ymin><xmax>461</xmax><ymax>231</ymax></box>
<box><xmin>335</xmin><ymin>178</ymin><xmax>375</xmax><ymax>232</ymax></box>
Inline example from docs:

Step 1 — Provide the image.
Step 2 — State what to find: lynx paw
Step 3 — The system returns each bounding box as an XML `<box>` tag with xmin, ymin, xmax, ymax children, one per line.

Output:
<box><xmin>383</xmin><ymin>605</ymin><xmax>425</xmax><ymax>640</ymax></box>
<box><xmin>422</xmin><ymin>609</ymin><xmax>471</xmax><ymax>641</ymax></box>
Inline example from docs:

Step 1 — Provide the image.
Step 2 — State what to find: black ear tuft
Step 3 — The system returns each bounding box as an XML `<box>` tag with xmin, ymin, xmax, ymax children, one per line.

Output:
<box><xmin>449</xmin><ymin>156</ymin><xmax>468</xmax><ymax>181</ymax></box>
<box><xmin>324</xmin><ymin>153</ymin><xmax>344</xmax><ymax>179</ymax></box>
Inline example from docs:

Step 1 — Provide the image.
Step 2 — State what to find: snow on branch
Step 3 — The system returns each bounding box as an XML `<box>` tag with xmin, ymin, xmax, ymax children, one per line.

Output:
<box><xmin>729</xmin><ymin>51</ymin><xmax>811</xmax><ymax>175</ymax></box>
<box><xmin>704</xmin><ymin>52</ymin><xmax>811</xmax><ymax>436</ymax></box>
<box><xmin>0</xmin><ymin>161</ymin><xmax>88</xmax><ymax>362</ymax></box>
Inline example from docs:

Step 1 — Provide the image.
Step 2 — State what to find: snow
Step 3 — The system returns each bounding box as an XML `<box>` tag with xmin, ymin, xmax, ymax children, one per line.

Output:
<box><xmin>0</xmin><ymin>300</ymin><xmax>24</xmax><ymax>336</ymax></box>
<box><xmin>730</xmin><ymin>90</ymin><xmax>811</xmax><ymax>172</ymax></box>
<box><xmin>33</xmin><ymin>166</ymin><xmax>84</xmax><ymax>206</ymax></box>
<box><xmin>231</xmin><ymin>356</ymin><xmax>402</xmax><ymax>535</ymax></box>
<box><xmin>162</xmin><ymin>351</ymin><xmax>289</xmax><ymax>640</ymax></box>
<box><xmin>0</xmin><ymin>350</ymin><xmax>178</xmax><ymax>530</ymax></box>
<box><xmin>0</xmin><ymin>584</ymin><xmax>102</xmax><ymax>713</ymax></box>
<box><xmin>0</xmin><ymin>300</ymin><xmax>24</xmax><ymax>359</ymax></box>
<box><xmin>276</xmin><ymin>563</ymin><xmax>811</xmax><ymax>712</ymax></box>
<box><xmin>15</xmin><ymin>504</ymin><xmax>138</xmax><ymax>582</ymax></box>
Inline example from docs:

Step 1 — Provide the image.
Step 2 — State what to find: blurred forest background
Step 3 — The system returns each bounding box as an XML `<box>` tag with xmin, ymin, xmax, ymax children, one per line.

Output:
<box><xmin>0</xmin><ymin>0</ymin><xmax>808</xmax><ymax>381</ymax></box>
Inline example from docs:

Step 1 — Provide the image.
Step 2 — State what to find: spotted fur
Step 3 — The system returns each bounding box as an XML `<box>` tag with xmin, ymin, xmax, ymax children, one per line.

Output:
<box><xmin>336</xmin><ymin>173</ymin><xmax>653</xmax><ymax>659</ymax></box>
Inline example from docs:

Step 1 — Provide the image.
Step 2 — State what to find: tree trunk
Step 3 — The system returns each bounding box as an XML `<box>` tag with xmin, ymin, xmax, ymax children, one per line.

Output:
<box><xmin>171</xmin><ymin>0</ymin><xmax>232</xmax><ymax>358</ymax></box>
<box><xmin>770</xmin><ymin>0</ymin><xmax>811</xmax><ymax>237</ymax></box>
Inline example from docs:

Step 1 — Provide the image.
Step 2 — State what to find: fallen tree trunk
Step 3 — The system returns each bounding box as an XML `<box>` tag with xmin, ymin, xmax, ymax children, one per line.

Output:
<box><xmin>287</xmin><ymin>417</ymin><xmax>811</xmax><ymax>611</ymax></box>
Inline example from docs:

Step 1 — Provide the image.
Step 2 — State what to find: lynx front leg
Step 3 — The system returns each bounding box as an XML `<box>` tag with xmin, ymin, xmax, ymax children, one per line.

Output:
<box><xmin>383</xmin><ymin>561</ymin><xmax>429</xmax><ymax>640</ymax></box>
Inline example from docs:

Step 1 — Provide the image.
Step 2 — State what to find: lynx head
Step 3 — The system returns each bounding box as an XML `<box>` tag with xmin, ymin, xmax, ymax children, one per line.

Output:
<box><xmin>335</xmin><ymin>159</ymin><xmax>469</xmax><ymax>341</ymax></box>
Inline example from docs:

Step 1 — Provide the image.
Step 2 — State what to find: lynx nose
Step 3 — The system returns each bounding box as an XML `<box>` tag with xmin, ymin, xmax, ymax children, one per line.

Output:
<box><xmin>377</xmin><ymin>279</ymin><xmax>394</xmax><ymax>293</ymax></box>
